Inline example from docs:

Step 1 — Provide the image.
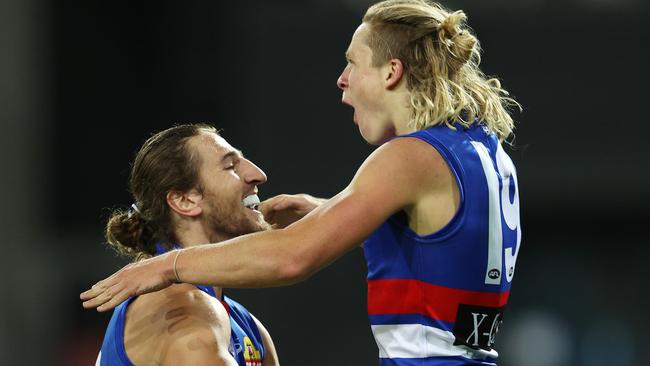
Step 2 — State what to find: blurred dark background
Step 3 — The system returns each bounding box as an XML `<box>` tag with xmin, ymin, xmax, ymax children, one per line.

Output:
<box><xmin>1</xmin><ymin>0</ymin><xmax>648</xmax><ymax>365</ymax></box>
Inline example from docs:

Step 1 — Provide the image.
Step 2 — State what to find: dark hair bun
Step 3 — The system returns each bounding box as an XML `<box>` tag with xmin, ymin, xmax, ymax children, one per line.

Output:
<box><xmin>105</xmin><ymin>210</ymin><xmax>155</xmax><ymax>260</ymax></box>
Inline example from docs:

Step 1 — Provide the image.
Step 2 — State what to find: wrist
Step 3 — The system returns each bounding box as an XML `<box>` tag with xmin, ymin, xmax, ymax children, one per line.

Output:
<box><xmin>163</xmin><ymin>249</ymin><xmax>183</xmax><ymax>283</ymax></box>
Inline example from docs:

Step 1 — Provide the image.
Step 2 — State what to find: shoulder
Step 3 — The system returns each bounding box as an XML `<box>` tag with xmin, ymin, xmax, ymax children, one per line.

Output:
<box><xmin>130</xmin><ymin>283</ymin><xmax>226</xmax><ymax>318</ymax></box>
<box><xmin>129</xmin><ymin>283</ymin><xmax>229</xmax><ymax>335</ymax></box>
<box><xmin>332</xmin><ymin>135</ymin><xmax>453</xmax><ymax>219</ymax></box>
<box><xmin>124</xmin><ymin>284</ymin><xmax>233</xmax><ymax>365</ymax></box>
<box><xmin>382</xmin><ymin>134</ymin><xmax>447</xmax><ymax>167</ymax></box>
<box><xmin>354</xmin><ymin>135</ymin><xmax>451</xmax><ymax>193</ymax></box>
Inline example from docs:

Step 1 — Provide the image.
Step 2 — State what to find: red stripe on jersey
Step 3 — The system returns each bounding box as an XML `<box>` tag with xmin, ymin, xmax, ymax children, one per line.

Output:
<box><xmin>368</xmin><ymin>279</ymin><xmax>510</xmax><ymax>323</ymax></box>
<box><xmin>220</xmin><ymin>299</ymin><xmax>231</xmax><ymax>315</ymax></box>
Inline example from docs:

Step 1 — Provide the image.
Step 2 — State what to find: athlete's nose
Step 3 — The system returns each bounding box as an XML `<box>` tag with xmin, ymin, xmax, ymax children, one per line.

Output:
<box><xmin>241</xmin><ymin>158</ymin><xmax>267</xmax><ymax>186</ymax></box>
<box><xmin>337</xmin><ymin>65</ymin><xmax>349</xmax><ymax>90</ymax></box>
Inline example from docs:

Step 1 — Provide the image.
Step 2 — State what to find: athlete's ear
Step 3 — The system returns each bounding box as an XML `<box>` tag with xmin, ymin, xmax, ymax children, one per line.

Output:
<box><xmin>167</xmin><ymin>189</ymin><xmax>203</xmax><ymax>217</ymax></box>
<box><xmin>384</xmin><ymin>58</ymin><xmax>405</xmax><ymax>89</ymax></box>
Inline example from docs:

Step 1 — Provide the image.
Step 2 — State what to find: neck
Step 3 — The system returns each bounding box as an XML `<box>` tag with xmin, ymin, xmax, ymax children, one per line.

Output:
<box><xmin>393</xmin><ymin>106</ymin><xmax>414</xmax><ymax>136</ymax></box>
<box><xmin>174</xmin><ymin>221</ymin><xmax>233</xmax><ymax>299</ymax></box>
<box><xmin>386</xmin><ymin>84</ymin><xmax>415</xmax><ymax>136</ymax></box>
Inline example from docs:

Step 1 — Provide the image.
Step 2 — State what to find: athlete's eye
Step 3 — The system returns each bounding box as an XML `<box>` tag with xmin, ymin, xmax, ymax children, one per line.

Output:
<box><xmin>225</xmin><ymin>158</ymin><xmax>240</xmax><ymax>170</ymax></box>
<box><xmin>223</xmin><ymin>154</ymin><xmax>241</xmax><ymax>171</ymax></box>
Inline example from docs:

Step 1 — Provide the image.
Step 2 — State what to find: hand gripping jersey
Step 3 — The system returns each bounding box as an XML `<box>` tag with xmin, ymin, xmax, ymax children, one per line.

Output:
<box><xmin>96</xmin><ymin>246</ymin><xmax>265</xmax><ymax>366</ymax></box>
<box><xmin>364</xmin><ymin>123</ymin><xmax>521</xmax><ymax>366</ymax></box>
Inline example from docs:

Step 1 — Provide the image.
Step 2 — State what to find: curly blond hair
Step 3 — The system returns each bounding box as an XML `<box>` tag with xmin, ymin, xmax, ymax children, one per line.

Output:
<box><xmin>363</xmin><ymin>0</ymin><xmax>520</xmax><ymax>140</ymax></box>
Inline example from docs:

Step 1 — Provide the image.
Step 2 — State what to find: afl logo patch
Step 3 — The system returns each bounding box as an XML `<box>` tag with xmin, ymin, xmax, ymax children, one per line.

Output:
<box><xmin>488</xmin><ymin>269</ymin><xmax>500</xmax><ymax>280</ymax></box>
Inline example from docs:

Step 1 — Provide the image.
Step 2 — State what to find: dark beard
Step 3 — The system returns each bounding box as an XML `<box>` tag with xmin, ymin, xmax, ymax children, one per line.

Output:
<box><xmin>204</xmin><ymin>195</ymin><xmax>270</xmax><ymax>239</ymax></box>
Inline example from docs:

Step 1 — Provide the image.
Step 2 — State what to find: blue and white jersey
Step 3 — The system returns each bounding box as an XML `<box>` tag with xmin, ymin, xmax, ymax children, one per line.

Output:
<box><xmin>364</xmin><ymin>123</ymin><xmax>522</xmax><ymax>366</ymax></box>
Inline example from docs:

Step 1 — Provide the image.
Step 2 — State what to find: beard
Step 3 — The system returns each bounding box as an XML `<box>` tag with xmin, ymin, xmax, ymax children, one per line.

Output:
<box><xmin>202</xmin><ymin>193</ymin><xmax>270</xmax><ymax>239</ymax></box>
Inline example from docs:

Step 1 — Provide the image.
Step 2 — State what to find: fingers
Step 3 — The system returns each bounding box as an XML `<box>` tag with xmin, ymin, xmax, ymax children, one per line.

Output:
<box><xmin>80</xmin><ymin>286</ymin><xmax>111</xmax><ymax>309</ymax></box>
<box><xmin>80</xmin><ymin>254</ymin><xmax>175</xmax><ymax>312</ymax></box>
<box><xmin>260</xmin><ymin>195</ymin><xmax>298</xmax><ymax>213</ymax></box>
<box><xmin>81</xmin><ymin>283</ymin><xmax>131</xmax><ymax>312</ymax></box>
<box><xmin>271</xmin><ymin>194</ymin><xmax>319</xmax><ymax>215</ymax></box>
<box><xmin>259</xmin><ymin>199</ymin><xmax>276</xmax><ymax>219</ymax></box>
<box><xmin>259</xmin><ymin>195</ymin><xmax>285</xmax><ymax>214</ymax></box>
<box><xmin>80</xmin><ymin>269</ymin><xmax>130</xmax><ymax>311</ymax></box>
<box><xmin>260</xmin><ymin>194</ymin><xmax>323</xmax><ymax>229</ymax></box>
<box><xmin>272</xmin><ymin>198</ymin><xmax>294</xmax><ymax>211</ymax></box>
<box><xmin>80</xmin><ymin>275</ymin><xmax>117</xmax><ymax>301</ymax></box>
<box><xmin>260</xmin><ymin>195</ymin><xmax>294</xmax><ymax>224</ymax></box>
<box><xmin>81</xmin><ymin>282</ymin><xmax>125</xmax><ymax>311</ymax></box>
<box><xmin>79</xmin><ymin>284</ymin><xmax>102</xmax><ymax>301</ymax></box>
<box><xmin>96</xmin><ymin>288</ymin><xmax>130</xmax><ymax>312</ymax></box>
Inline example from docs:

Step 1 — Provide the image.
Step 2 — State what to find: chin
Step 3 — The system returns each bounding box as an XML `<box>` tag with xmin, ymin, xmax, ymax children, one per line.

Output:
<box><xmin>252</xmin><ymin>218</ymin><xmax>272</xmax><ymax>232</ymax></box>
<box><xmin>359</xmin><ymin>125</ymin><xmax>377</xmax><ymax>145</ymax></box>
<box><xmin>363</xmin><ymin>137</ymin><xmax>383</xmax><ymax>146</ymax></box>
<box><xmin>361</xmin><ymin>129</ymin><xmax>391</xmax><ymax>146</ymax></box>
<box><xmin>359</xmin><ymin>120</ymin><xmax>395</xmax><ymax>145</ymax></box>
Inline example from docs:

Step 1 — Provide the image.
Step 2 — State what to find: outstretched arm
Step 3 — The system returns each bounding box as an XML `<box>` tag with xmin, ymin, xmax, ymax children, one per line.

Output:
<box><xmin>81</xmin><ymin>137</ymin><xmax>446</xmax><ymax>311</ymax></box>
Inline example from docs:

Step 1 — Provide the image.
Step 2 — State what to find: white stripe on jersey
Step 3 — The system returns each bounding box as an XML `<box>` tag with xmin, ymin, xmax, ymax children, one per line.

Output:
<box><xmin>371</xmin><ymin>323</ymin><xmax>499</xmax><ymax>360</ymax></box>
<box><xmin>95</xmin><ymin>351</ymin><xmax>101</xmax><ymax>366</ymax></box>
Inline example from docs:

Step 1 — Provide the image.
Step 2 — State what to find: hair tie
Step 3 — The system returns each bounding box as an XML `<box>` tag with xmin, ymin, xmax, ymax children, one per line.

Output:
<box><xmin>129</xmin><ymin>203</ymin><xmax>142</xmax><ymax>218</ymax></box>
<box><xmin>131</xmin><ymin>203</ymin><xmax>142</xmax><ymax>214</ymax></box>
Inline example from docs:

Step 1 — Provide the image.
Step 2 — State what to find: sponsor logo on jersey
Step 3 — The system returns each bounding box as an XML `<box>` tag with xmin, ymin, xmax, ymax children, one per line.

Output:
<box><xmin>243</xmin><ymin>336</ymin><xmax>262</xmax><ymax>366</ymax></box>
<box><xmin>452</xmin><ymin>304</ymin><xmax>504</xmax><ymax>351</ymax></box>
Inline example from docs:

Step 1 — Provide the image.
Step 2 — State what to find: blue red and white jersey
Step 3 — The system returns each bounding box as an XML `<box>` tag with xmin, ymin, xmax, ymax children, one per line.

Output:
<box><xmin>364</xmin><ymin>123</ymin><xmax>521</xmax><ymax>366</ymax></box>
<box><xmin>96</xmin><ymin>247</ymin><xmax>265</xmax><ymax>366</ymax></box>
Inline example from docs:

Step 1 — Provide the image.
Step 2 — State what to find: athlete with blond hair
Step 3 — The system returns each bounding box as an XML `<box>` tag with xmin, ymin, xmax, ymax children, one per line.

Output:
<box><xmin>83</xmin><ymin>1</ymin><xmax>522</xmax><ymax>365</ymax></box>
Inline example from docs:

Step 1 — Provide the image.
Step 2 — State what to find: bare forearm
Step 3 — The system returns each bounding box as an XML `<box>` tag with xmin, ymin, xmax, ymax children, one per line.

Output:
<box><xmin>174</xmin><ymin>194</ymin><xmax>366</xmax><ymax>288</ymax></box>
<box><xmin>80</xmin><ymin>139</ymin><xmax>428</xmax><ymax>312</ymax></box>
<box><xmin>175</xmin><ymin>228</ymin><xmax>306</xmax><ymax>288</ymax></box>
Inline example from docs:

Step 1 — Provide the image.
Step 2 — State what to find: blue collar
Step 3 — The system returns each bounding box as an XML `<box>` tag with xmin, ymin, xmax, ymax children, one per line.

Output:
<box><xmin>154</xmin><ymin>243</ymin><xmax>180</xmax><ymax>256</ymax></box>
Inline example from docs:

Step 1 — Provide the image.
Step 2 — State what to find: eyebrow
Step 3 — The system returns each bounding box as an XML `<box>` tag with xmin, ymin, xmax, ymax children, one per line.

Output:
<box><xmin>221</xmin><ymin>149</ymin><xmax>244</xmax><ymax>162</ymax></box>
<box><xmin>345</xmin><ymin>51</ymin><xmax>353</xmax><ymax>60</ymax></box>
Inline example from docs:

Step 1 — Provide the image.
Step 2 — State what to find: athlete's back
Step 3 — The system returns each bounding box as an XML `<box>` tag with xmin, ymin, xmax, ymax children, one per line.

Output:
<box><xmin>364</xmin><ymin>123</ymin><xmax>521</xmax><ymax>366</ymax></box>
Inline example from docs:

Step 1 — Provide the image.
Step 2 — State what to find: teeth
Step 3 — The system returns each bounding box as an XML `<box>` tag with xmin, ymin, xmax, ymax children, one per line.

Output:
<box><xmin>242</xmin><ymin>194</ymin><xmax>260</xmax><ymax>209</ymax></box>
